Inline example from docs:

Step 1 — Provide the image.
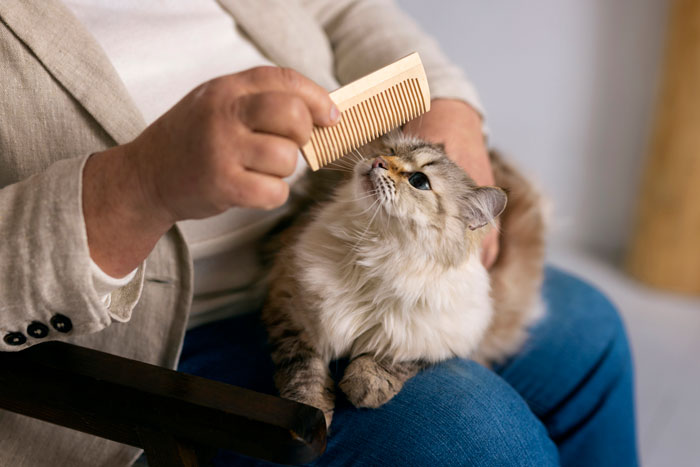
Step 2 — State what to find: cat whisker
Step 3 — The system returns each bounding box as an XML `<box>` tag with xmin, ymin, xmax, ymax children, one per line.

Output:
<box><xmin>349</xmin><ymin>201</ymin><xmax>383</xmax><ymax>252</ymax></box>
<box><xmin>353</xmin><ymin>195</ymin><xmax>382</xmax><ymax>216</ymax></box>
<box><xmin>339</xmin><ymin>150</ymin><xmax>361</xmax><ymax>167</ymax></box>
<box><xmin>331</xmin><ymin>155</ymin><xmax>356</xmax><ymax>166</ymax></box>
<box><xmin>331</xmin><ymin>191</ymin><xmax>380</xmax><ymax>203</ymax></box>
<box><xmin>325</xmin><ymin>161</ymin><xmax>356</xmax><ymax>173</ymax></box>
<box><xmin>353</xmin><ymin>192</ymin><xmax>381</xmax><ymax>202</ymax></box>
<box><xmin>319</xmin><ymin>166</ymin><xmax>354</xmax><ymax>174</ymax></box>
<box><xmin>351</xmin><ymin>148</ymin><xmax>366</xmax><ymax>163</ymax></box>
<box><xmin>340</xmin><ymin>153</ymin><xmax>362</xmax><ymax>165</ymax></box>
<box><xmin>345</xmin><ymin>198</ymin><xmax>381</xmax><ymax>234</ymax></box>
<box><xmin>324</xmin><ymin>162</ymin><xmax>352</xmax><ymax>171</ymax></box>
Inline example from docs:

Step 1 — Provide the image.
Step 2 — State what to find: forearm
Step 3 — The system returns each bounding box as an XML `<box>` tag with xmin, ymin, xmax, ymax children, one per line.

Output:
<box><xmin>82</xmin><ymin>143</ymin><xmax>173</xmax><ymax>278</ymax></box>
<box><xmin>403</xmin><ymin>99</ymin><xmax>494</xmax><ymax>186</ymax></box>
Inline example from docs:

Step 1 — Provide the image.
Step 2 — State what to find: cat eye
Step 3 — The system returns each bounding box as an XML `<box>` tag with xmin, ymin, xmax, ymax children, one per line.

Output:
<box><xmin>408</xmin><ymin>172</ymin><xmax>431</xmax><ymax>190</ymax></box>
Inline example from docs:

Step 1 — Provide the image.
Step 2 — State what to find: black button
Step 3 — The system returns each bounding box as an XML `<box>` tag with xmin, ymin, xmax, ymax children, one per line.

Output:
<box><xmin>27</xmin><ymin>321</ymin><xmax>50</xmax><ymax>339</ymax></box>
<box><xmin>4</xmin><ymin>332</ymin><xmax>27</xmax><ymax>346</ymax></box>
<box><xmin>50</xmin><ymin>314</ymin><xmax>73</xmax><ymax>333</ymax></box>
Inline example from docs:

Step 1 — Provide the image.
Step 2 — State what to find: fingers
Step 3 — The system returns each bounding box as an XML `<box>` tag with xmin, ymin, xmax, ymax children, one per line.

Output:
<box><xmin>481</xmin><ymin>228</ymin><xmax>500</xmax><ymax>269</ymax></box>
<box><xmin>237</xmin><ymin>67</ymin><xmax>339</xmax><ymax>127</ymax></box>
<box><xmin>237</xmin><ymin>92</ymin><xmax>313</xmax><ymax>146</ymax></box>
<box><xmin>150</xmin><ymin>67</ymin><xmax>338</xmax><ymax>216</ymax></box>
<box><xmin>241</xmin><ymin>133</ymin><xmax>299</xmax><ymax>178</ymax></box>
<box><xmin>228</xmin><ymin>169</ymin><xmax>290</xmax><ymax>210</ymax></box>
<box><xmin>227</xmin><ymin>132</ymin><xmax>299</xmax><ymax>208</ymax></box>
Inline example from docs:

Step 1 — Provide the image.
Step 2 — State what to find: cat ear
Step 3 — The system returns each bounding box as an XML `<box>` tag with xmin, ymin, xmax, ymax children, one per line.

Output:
<box><xmin>460</xmin><ymin>187</ymin><xmax>507</xmax><ymax>230</ymax></box>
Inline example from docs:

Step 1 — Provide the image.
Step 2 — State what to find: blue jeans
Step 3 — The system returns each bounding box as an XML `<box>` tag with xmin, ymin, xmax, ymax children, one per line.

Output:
<box><xmin>178</xmin><ymin>267</ymin><xmax>639</xmax><ymax>466</ymax></box>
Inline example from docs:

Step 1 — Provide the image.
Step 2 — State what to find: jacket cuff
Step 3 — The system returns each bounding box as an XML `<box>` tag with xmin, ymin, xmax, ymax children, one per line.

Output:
<box><xmin>89</xmin><ymin>257</ymin><xmax>143</xmax><ymax>322</ymax></box>
<box><xmin>0</xmin><ymin>154</ymin><xmax>142</xmax><ymax>350</ymax></box>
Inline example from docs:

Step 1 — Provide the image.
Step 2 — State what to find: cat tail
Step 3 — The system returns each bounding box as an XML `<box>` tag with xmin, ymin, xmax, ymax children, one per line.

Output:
<box><xmin>473</xmin><ymin>150</ymin><xmax>548</xmax><ymax>366</ymax></box>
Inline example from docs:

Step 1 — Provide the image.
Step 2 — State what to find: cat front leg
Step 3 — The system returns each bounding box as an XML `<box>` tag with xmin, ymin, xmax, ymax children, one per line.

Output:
<box><xmin>339</xmin><ymin>354</ymin><xmax>425</xmax><ymax>408</ymax></box>
<box><xmin>269</xmin><ymin>336</ymin><xmax>335</xmax><ymax>427</ymax></box>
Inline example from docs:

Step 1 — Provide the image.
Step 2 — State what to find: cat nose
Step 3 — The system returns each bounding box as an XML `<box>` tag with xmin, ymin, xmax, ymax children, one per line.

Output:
<box><xmin>372</xmin><ymin>157</ymin><xmax>388</xmax><ymax>170</ymax></box>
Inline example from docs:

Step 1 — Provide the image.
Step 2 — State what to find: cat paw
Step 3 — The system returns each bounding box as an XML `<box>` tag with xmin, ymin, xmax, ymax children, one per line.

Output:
<box><xmin>339</xmin><ymin>356</ymin><xmax>399</xmax><ymax>409</ymax></box>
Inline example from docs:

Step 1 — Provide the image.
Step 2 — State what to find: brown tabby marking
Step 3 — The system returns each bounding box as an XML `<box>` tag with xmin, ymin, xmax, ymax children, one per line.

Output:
<box><xmin>264</xmin><ymin>304</ymin><xmax>336</xmax><ymax>426</ymax></box>
<box><xmin>471</xmin><ymin>151</ymin><xmax>546</xmax><ymax>365</ymax></box>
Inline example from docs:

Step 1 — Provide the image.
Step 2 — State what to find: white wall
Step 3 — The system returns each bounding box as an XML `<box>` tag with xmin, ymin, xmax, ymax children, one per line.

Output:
<box><xmin>397</xmin><ymin>0</ymin><xmax>669</xmax><ymax>256</ymax></box>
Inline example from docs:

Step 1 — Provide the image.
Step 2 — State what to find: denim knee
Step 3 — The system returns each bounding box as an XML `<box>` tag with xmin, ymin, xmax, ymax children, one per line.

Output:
<box><xmin>525</xmin><ymin>268</ymin><xmax>638</xmax><ymax>466</ymax></box>
<box><xmin>542</xmin><ymin>266</ymin><xmax>633</xmax><ymax>378</ymax></box>
<box><xmin>320</xmin><ymin>359</ymin><xmax>559</xmax><ymax>466</ymax></box>
<box><xmin>503</xmin><ymin>267</ymin><xmax>637</xmax><ymax>438</ymax></box>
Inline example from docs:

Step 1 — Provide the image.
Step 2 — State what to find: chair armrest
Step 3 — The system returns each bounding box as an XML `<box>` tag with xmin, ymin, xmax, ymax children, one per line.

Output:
<box><xmin>0</xmin><ymin>341</ymin><xmax>326</xmax><ymax>465</ymax></box>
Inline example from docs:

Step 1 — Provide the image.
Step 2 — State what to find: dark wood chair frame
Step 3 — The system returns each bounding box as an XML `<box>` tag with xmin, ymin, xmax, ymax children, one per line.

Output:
<box><xmin>0</xmin><ymin>341</ymin><xmax>326</xmax><ymax>466</ymax></box>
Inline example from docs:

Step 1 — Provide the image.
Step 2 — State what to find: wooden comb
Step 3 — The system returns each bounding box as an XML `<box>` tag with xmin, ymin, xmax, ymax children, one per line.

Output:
<box><xmin>301</xmin><ymin>52</ymin><xmax>431</xmax><ymax>171</ymax></box>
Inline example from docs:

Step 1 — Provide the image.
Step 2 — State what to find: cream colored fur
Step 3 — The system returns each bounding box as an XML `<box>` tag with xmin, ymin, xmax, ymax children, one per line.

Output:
<box><xmin>294</xmin><ymin>172</ymin><xmax>493</xmax><ymax>363</ymax></box>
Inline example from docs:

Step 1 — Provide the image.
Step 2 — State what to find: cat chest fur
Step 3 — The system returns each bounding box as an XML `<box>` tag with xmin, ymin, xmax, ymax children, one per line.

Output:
<box><xmin>294</xmin><ymin>229</ymin><xmax>494</xmax><ymax>363</ymax></box>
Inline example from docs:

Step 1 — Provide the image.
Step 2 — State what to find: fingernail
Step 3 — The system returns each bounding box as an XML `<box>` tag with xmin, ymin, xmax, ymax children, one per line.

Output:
<box><xmin>330</xmin><ymin>104</ymin><xmax>340</xmax><ymax>123</ymax></box>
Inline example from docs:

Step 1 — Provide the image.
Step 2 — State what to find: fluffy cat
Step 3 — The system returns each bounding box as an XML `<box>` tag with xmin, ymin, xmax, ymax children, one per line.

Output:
<box><xmin>262</xmin><ymin>132</ymin><xmax>545</xmax><ymax>426</ymax></box>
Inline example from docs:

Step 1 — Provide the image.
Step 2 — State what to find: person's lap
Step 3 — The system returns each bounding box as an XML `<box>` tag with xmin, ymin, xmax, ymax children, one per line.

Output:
<box><xmin>178</xmin><ymin>267</ymin><xmax>638</xmax><ymax>466</ymax></box>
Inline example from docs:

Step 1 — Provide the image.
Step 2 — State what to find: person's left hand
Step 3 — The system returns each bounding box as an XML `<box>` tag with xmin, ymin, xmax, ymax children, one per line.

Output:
<box><xmin>403</xmin><ymin>99</ymin><xmax>500</xmax><ymax>269</ymax></box>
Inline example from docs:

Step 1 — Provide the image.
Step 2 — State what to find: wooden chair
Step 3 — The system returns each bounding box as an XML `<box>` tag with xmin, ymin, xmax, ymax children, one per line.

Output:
<box><xmin>0</xmin><ymin>341</ymin><xmax>326</xmax><ymax>466</ymax></box>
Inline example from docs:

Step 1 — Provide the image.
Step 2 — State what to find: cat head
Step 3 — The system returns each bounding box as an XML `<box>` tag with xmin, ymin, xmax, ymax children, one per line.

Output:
<box><xmin>349</xmin><ymin>133</ymin><xmax>507</xmax><ymax>242</ymax></box>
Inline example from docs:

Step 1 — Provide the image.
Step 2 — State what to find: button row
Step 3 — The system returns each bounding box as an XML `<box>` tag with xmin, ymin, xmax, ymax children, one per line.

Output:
<box><xmin>3</xmin><ymin>314</ymin><xmax>73</xmax><ymax>346</ymax></box>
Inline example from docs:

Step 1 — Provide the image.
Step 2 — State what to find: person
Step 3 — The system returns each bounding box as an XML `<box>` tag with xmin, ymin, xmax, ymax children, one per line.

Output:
<box><xmin>0</xmin><ymin>0</ymin><xmax>638</xmax><ymax>465</ymax></box>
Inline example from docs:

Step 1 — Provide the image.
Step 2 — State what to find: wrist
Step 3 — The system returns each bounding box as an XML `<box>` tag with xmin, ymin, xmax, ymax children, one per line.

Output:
<box><xmin>120</xmin><ymin>138</ymin><xmax>178</xmax><ymax>227</ymax></box>
<box><xmin>83</xmin><ymin>144</ymin><xmax>173</xmax><ymax>277</ymax></box>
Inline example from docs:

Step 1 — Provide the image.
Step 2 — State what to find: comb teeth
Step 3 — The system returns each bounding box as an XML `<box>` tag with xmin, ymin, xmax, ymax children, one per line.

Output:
<box><xmin>309</xmin><ymin>79</ymin><xmax>428</xmax><ymax>168</ymax></box>
<box><xmin>301</xmin><ymin>52</ymin><xmax>431</xmax><ymax>171</ymax></box>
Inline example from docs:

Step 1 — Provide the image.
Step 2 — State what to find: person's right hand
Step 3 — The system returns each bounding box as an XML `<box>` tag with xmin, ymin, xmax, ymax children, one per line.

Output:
<box><xmin>83</xmin><ymin>67</ymin><xmax>338</xmax><ymax>277</ymax></box>
<box><xmin>127</xmin><ymin>66</ymin><xmax>339</xmax><ymax>223</ymax></box>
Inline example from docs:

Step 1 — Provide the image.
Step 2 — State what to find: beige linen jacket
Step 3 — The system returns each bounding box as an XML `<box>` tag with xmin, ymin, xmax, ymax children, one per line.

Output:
<box><xmin>0</xmin><ymin>0</ymin><xmax>482</xmax><ymax>465</ymax></box>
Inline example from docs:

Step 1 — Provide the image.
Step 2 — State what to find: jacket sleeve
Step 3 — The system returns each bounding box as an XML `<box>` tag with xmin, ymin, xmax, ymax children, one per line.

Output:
<box><xmin>301</xmin><ymin>0</ymin><xmax>486</xmax><ymax>118</ymax></box>
<box><xmin>0</xmin><ymin>154</ymin><xmax>144</xmax><ymax>351</ymax></box>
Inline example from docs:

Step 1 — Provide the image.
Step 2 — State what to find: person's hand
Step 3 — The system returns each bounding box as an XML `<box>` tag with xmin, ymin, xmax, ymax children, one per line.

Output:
<box><xmin>480</xmin><ymin>224</ymin><xmax>500</xmax><ymax>270</ymax></box>
<box><xmin>84</xmin><ymin>67</ymin><xmax>338</xmax><ymax>276</ymax></box>
<box><xmin>128</xmin><ymin>67</ymin><xmax>339</xmax><ymax>222</ymax></box>
<box><xmin>403</xmin><ymin>99</ymin><xmax>500</xmax><ymax>269</ymax></box>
